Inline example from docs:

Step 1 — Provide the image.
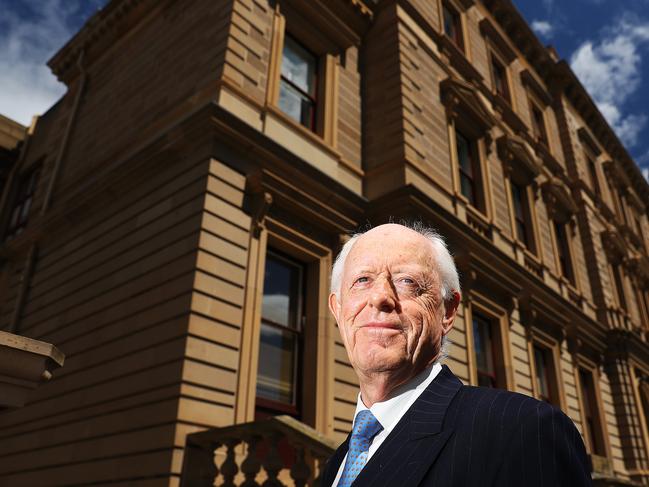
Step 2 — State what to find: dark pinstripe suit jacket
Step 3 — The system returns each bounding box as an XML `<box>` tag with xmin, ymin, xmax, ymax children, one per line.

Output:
<box><xmin>323</xmin><ymin>365</ymin><xmax>592</xmax><ymax>486</ymax></box>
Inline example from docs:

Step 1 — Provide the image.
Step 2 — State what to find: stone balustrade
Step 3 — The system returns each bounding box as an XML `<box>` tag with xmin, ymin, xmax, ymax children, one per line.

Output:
<box><xmin>180</xmin><ymin>415</ymin><xmax>337</xmax><ymax>487</ymax></box>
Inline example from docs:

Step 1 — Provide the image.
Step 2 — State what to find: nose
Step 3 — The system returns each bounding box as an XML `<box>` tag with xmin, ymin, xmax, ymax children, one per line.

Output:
<box><xmin>369</xmin><ymin>276</ymin><xmax>397</xmax><ymax>312</ymax></box>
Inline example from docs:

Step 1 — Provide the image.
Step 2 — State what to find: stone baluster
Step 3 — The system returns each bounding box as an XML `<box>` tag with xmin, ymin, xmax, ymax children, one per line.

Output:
<box><xmin>313</xmin><ymin>456</ymin><xmax>326</xmax><ymax>487</ymax></box>
<box><xmin>290</xmin><ymin>447</ymin><xmax>310</xmax><ymax>487</ymax></box>
<box><xmin>179</xmin><ymin>441</ymin><xmax>219</xmax><ymax>487</ymax></box>
<box><xmin>261</xmin><ymin>435</ymin><xmax>285</xmax><ymax>487</ymax></box>
<box><xmin>241</xmin><ymin>436</ymin><xmax>262</xmax><ymax>487</ymax></box>
<box><xmin>221</xmin><ymin>439</ymin><xmax>240</xmax><ymax>487</ymax></box>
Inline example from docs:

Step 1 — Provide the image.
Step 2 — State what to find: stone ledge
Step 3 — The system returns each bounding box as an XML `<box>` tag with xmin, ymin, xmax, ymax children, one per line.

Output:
<box><xmin>0</xmin><ymin>331</ymin><xmax>64</xmax><ymax>408</ymax></box>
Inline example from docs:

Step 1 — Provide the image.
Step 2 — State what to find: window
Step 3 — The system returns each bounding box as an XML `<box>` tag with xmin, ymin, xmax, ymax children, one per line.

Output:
<box><xmin>472</xmin><ymin>312</ymin><xmax>505</xmax><ymax>388</ymax></box>
<box><xmin>578</xmin><ymin>368</ymin><xmax>607</xmax><ymax>456</ymax></box>
<box><xmin>608</xmin><ymin>181</ymin><xmax>627</xmax><ymax>225</ymax></box>
<box><xmin>490</xmin><ymin>54</ymin><xmax>510</xmax><ymax>103</ymax></box>
<box><xmin>442</xmin><ymin>1</ymin><xmax>464</xmax><ymax>51</ymax></box>
<box><xmin>5</xmin><ymin>167</ymin><xmax>39</xmax><ymax>241</ymax></box>
<box><xmin>554</xmin><ymin>221</ymin><xmax>574</xmax><ymax>284</ymax></box>
<box><xmin>256</xmin><ymin>250</ymin><xmax>305</xmax><ymax>418</ymax></box>
<box><xmin>511</xmin><ymin>181</ymin><xmax>535</xmax><ymax>251</ymax></box>
<box><xmin>529</xmin><ymin>100</ymin><xmax>548</xmax><ymax>146</ymax></box>
<box><xmin>278</xmin><ymin>35</ymin><xmax>318</xmax><ymax>131</ymax></box>
<box><xmin>633</xmin><ymin>214</ymin><xmax>643</xmax><ymax>238</ymax></box>
<box><xmin>637</xmin><ymin>288</ymin><xmax>649</xmax><ymax>328</ymax></box>
<box><xmin>533</xmin><ymin>344</ymin><xmax>558</xmax><ymax>405</ymax></box>
<box><xmin>455</xmin><ymin>128</ymin><xmax>484</xmax><ymax>211</ymax></box>
<box><xmin>585</xmin><ymin>153</ymin><xmax>601</xmax><ymax>195</ymax></box>
<box><xmin>635</xmin><ymin>370</ymin><xmax>649</xmax><ymax>454</ymax></box>
<box><xmin>611</xmin><ymin>263</ymin><xmax>627</xmax><ymax>312</ymax></box>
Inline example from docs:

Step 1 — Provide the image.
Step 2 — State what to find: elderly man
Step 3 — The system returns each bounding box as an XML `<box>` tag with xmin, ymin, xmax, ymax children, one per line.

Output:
<box><xmin>322</xmin><ymin>223</ymin><xmax>591</xmax><ymax>487</ymax></box>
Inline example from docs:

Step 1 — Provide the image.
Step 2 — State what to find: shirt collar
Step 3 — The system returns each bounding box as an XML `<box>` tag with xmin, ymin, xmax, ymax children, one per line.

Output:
<box><xmin>354</xmin><ymin>362</ymin><xmax>442</xmax><ymax>431</ymax></box>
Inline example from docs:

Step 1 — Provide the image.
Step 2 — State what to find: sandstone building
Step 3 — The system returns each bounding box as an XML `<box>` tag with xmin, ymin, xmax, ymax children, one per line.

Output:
<box><xmin>1</xmin><ymin>0</ymin><xmax>648</xmax><ymax>485</ymax></box>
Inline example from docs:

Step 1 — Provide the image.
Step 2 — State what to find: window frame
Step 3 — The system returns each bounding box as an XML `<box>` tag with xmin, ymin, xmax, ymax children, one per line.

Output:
<box><xmin>509</xmin><ymin>178</ymin><xmax>537</xmax><ymax>254</ymax></box>
<box><xmin>489</xmin><ymin>49</ymin><xmax>511</xmax><ymax>104</ymax></box>
<box><xmin>466</xmin><ymin>292</ymin><xmax>513</xmax><ymax>390</ymax></box>
<box><xmin>255</xmin><ymin>249</ymin><xmax>306</xmax><ymax>418</ymax></box>
<box><xmin>584</xmin><ymin>148</ymin><xmax>601</xmax><ymax>196</ymax></box>
<box><xmin>552</xmin><ymin>219</ymin><xmax>575</xmax><ymax>285</ymax></box>
<box><xmin>441</xmin><ymin>0</ymin><xmax>465</xmax><ymax>52</ymax></box>
<box><xmin>631</xmin><ymin>366</ymin><xmax>649</xmax><ymax>462</ymax></box>
<box><xmin>278</xmin><ymin>35</ymin><xmax>319</xmax><ymax>132</ymax></box>
<box><xmin>611</xmin><ymin>262</ymin><xmax>628</xmax><ymax>312</ymax></box>
<box><xmin>454</xmin><ymin>126</ymin><xmax>486</xmax><ymax>212</ymax></box>
<box><xmin>4</xmin><ymin>165</ymin><xmax>40</xmax><ymax>241</ymax></box>
<box><xmin>576</xmin><ymin>364</ymin><xmax>608</xmax><ymax>457</ymax></box>
<box><xmin>266</xmin><ymin>4</ymin><xmax>340</xmax><ymax>146</ymax></box>
<box><xmin>236</xmin><ymin>214</ymin><xmax>335</xmax><ymax>433</ymax></box>
<box><xmin>528</xmin><ymin>97</ymin><xmax>549</xmax><ymax>147</ymax></box>
<box><xmin>528</xmin><ymin>333</ymin><xmax>564</xmax><ymax>409</ymax></box>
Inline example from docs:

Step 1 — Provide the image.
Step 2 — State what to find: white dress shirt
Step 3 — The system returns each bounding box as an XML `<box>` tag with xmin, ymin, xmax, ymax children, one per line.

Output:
<box><xmin>332</xmin><ymin>363</ymin><xmax>443</xmax><ymax>486</ymax></box>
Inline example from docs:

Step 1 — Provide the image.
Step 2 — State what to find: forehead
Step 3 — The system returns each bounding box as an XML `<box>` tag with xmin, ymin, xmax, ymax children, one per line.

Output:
<box><xmin>345</xmin><ymin>227</ymin><xmax>435</xmax><ymax>271</ymax></box>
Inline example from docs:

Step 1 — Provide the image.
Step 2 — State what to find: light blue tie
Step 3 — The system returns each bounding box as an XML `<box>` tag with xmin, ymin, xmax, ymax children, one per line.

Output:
<box><xmin>338</xmin><ymin>409</ymin><xmax>383</xmax><ymax>487</ymax></box>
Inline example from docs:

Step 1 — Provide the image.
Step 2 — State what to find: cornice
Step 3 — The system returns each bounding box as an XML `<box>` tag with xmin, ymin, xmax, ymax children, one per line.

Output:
<box><xmin>479</xmin><ymin>0</ymin><xmax>649</xmax><ymax>210</ymax></box>
<box><xmin>440</xmin><ymin>76</ymin><xmax>497</xmax><ymax>133</ymax></box>
<box><xmin>50</xmin><ymin>0</ymin><xmax>373</xmax><ymax>85</ymax></box>
<box><xmin>496</xmin><ymin>133</ymin><xmax>540</xmax><ymax>183</ymax></box>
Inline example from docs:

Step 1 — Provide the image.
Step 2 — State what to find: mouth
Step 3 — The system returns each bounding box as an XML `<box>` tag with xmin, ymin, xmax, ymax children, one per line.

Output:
<box><xmin>361</xmin><ymin>322</ymin><xmax>402</xmax><ymax>330</ymax></box>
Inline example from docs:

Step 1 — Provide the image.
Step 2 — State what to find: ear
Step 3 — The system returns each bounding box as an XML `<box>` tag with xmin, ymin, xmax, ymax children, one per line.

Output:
<box><xmin>441</xmin><ymin>290</ymin><xmax>461</xmax><ymax>335</ymax></box>
<box><xmin>328</xmin><ymin>292</ymin><xmax>340</xmax><ymax>324</ymax></box>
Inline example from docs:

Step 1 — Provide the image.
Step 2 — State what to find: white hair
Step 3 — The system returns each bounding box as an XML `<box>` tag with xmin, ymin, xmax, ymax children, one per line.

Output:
<box><xmin>330</xmin><ymin>223</ymin><xmax>460</xmax><ymax>362</ymax></box>
<box><xmin>330</xmin><ymin>223</ymin><xmax>461</xmax><ymax>301</ymax></box>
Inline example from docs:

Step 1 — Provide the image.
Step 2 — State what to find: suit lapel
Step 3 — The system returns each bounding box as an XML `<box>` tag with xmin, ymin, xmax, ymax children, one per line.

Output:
<box><xmin>352</xmin><ymin>365</ymin><xmax>463</xmax><ymax>487</ymax></box>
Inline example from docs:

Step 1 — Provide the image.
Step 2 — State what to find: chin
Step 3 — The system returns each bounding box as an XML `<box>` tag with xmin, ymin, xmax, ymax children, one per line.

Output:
<box><xmin>355</xmin><ymin>347</ymin><xmax>408</xmax><ymax>374</ymax></box>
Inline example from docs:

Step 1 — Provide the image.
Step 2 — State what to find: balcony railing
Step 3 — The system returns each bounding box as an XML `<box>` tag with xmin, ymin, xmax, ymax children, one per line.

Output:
<box><xmin>180</xmin><ymin>415</ymin><xmax>337</xmax><ymax>487</ymax></box>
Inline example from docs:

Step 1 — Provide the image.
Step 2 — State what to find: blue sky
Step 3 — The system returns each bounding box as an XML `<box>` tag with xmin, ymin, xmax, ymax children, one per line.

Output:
<box><xmin>0</xmin><ymin>0</ymin><xmax>647</xmax><ymax>176</ymax></box>
<box><xmin>513</xmin><ymin>0</ymin><xmax>649</xmax><ymax>177</ymax></box>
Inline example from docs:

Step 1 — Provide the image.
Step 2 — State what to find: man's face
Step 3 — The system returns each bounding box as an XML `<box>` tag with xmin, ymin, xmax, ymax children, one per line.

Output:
<box><xmin>329</xmin><ymin>224</ymin><xmax>458</xmax><ymax>385</ymax></box>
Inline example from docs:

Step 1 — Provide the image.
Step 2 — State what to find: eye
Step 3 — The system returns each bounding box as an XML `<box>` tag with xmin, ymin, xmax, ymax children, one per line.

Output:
<box><xmin>354</xmin><ymin>276</ymin><xmax>370</xmax><ymax>285</ymax></box>
<box><xmin>395</xmin><ymin>276</ymin><xmax>417</xmax><ymax>286</ymax></box>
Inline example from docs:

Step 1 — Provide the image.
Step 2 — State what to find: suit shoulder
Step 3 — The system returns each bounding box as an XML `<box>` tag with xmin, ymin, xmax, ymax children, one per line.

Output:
<box><xmin>452</xmin><ymin>385</ymin><xmax>563</xmax><ymax>425</ymax></box>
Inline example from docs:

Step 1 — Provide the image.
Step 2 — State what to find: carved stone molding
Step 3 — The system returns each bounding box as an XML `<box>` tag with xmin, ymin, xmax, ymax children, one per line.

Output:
<box><xmin>601</xmin><ymin>230</ymin><xmax>627</xmax><ymax>264</ymax></box>
<box><xmin>496</xmin><ymin>134</ymin><xmax>540</xmax><ymax>184</ymax></box>
<box><xmin>541</xmin><ymin>177</ymin><xmax>578</xmax><ymax>223</ymax></box>
<box><xmin>440</xmin><ymin>76</ymin><xmax>498</xmax><ymax>134</ymax></box>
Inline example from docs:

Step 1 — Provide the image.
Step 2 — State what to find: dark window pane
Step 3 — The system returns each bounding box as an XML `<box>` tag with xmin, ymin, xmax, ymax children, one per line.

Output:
<box><xmin>492</xmin><ymin>56</ymin><xmax>509</xmax><ymax>101</ymax></box>
<box><xmin>587</xmin><ymin>156</ymin><xmax>600</xmax><ymax>194</ymax></box>
<box><xmin>279</xmin><ymin>36</ymin><xmax>317</xmax><ymax>130</ymax></box>
<box><xmin>281</xmin><ymin>36</ymin><xmax>316</xmax><ymax>96</ymax></box>
<box><xmin>534</xmin><ymin>345</ymin><xmax>552</xmax><ymax>403</ymax></box>
<box><xmin>279</xmin><ymin>81</ymin><xmax>315</xmax><ymax>129</ymax></box>
<box><xmin>456</xmin><ymin>129</ymin><xmax>481</xmax><ymax>208</ymax></box>
<box><xmin>262</xmin><ymin>254</ymin><xmax>301</xmax><ymax>328</ymax></box>
<box><xmin>256</xmin><ymin>324</ymin><xmax>297</xmax><ymax>404</ymax></box>
<box><xmin>257</xmin><ymin>252</ymin><xmax>305</xmax><ymax>414</ymax></box>
<box><xmin>473</xmin><ymin>313</ymin><xmax>498</xmax><ymax>388</ymax></box>
<box><xmin>443</xmin><ymin>3</ymin><xmax>463</xmax><ymax>49</ymax></box>
<box><xmin>579</xmin><ymin>368</ymin><xmax>605</xmax><ymax>455</ymax></box>
<box><xmin>612</xmin><ymin>264</ymin><xmax>627</xmax><ymax>311</ymax></box>
<box><xmin>511</xmin><ymin>182</ymin><xmax>529</xmax><ymax>247</ymax></box>
<box><xmin>554</xmin><ymin>221</ymin><xmax>573</xmax><ymax>282</ymax></box>
<box><xmin>5</xmin><ymin>168</ymin><xmax>39</xmax><ymax>240</ymax></box>
<box><xmin>530</xmin><ymin>103</ymin><xmax>548</xmax><ymax>145</ymax></box>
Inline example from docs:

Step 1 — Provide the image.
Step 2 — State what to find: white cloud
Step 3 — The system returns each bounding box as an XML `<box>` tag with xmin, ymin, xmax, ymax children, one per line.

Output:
<box><xmin>0</xmin><ymin>0</ymin><xmax>104</xmax><ymax>126</ymax></box>
<box><xmin>531</xmin><ymin>20</ymin><xmax>554</xmax><ymax>38</ymax></box>
<box><xmin>570</xmin><ymin>16</ymin><xmax>649</xmax><ymax>148</ymax></box>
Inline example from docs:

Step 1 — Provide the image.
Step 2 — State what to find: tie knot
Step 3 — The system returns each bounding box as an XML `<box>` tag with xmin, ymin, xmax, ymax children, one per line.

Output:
<box><xmin>351</xmin><ymin>409</ymin><xmax>383</xmax><ymax>441</ymax></box>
